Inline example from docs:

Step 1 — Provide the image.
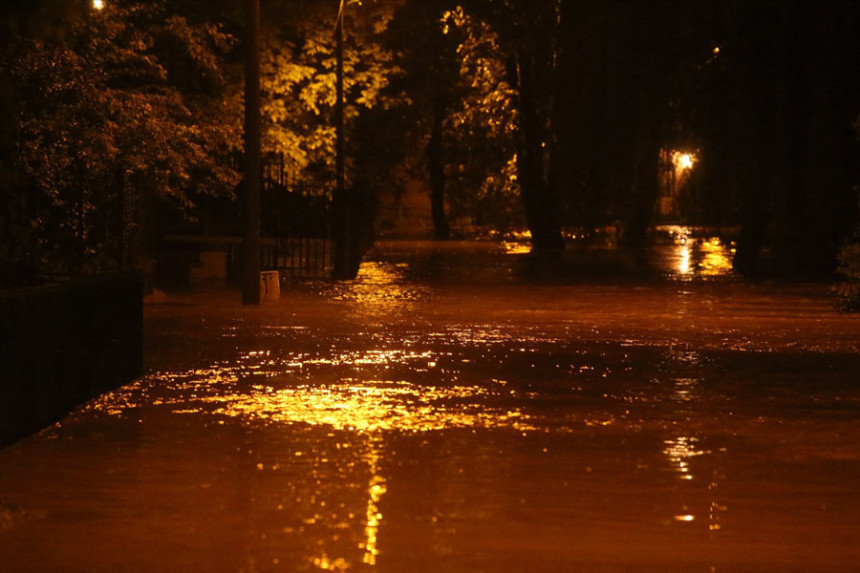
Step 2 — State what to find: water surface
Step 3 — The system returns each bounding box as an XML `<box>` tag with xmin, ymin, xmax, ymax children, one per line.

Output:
<box><xmin>1</xmin><ymin>240</ymin><xmax>858</xmax><ymax>572</ymax></box>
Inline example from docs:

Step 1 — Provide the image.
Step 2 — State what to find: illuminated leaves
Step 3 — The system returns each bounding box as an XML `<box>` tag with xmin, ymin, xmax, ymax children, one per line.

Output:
<box><xmin>259</xmin><ymin>1</ymin><xmax>404</xmax><ymax>183</ymax></box>
<box><xmin>9</xmin><ymin>1</ymin><xmax>241</xmax><ymax>271</ymax></box>
<box><xmin>441</xmin><ymin>5</ymin><xmax>522</xmax><ymax>227</ymax></box>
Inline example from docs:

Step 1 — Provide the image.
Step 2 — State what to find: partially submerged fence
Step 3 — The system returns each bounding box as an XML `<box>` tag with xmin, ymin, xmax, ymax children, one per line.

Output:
<box><xmin>160</xmin><ymin>153</ymin><xmax>335</xmax><ymax>286</ymax></box>
<box><xmin>261</xmin><ymin>153</ymin><xmax>332</xmax><ymax>279</ymax></box>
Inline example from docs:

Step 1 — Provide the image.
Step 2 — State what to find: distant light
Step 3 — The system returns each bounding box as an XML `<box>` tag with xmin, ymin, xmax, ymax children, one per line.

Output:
<box><xmin>677</xmin><ymin>153</ymin><xmax>694</xmax><ymax>170</ymax></box>
<box><xmin>93</xmin><ymin>0</ymin><xmax>104</xmax><ymax>9</ymax></box>
<box><xmin>713</xmin><ymin>46</ymin><xmax>720</xmax><ymax>55</ymax></box>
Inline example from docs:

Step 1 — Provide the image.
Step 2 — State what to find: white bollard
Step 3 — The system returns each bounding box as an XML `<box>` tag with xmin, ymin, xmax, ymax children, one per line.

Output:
<box><xmin>259</xmin><ymin>270</ymin><xmax>280</xmax><ymax>302</ymax></box>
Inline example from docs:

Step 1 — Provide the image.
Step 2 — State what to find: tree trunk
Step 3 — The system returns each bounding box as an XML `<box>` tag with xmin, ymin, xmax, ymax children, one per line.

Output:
<box><xmin>512</xmin><ymin>49</ymin><xmax>565</xmax><ymax>251</ymax></box>
<box><xmin>621</xmin><ymin>124</ymin><xmax>661</xmax><ymax>247</ymax></box>
<box><xmin>732</xmin><ymin>197</ymin><xmax>768</xmax><ymax>276</ymax></box>
<box><xmin>427</xmin><ymin>93</ymin><xmax>450</xmax><ymax>240</ymax></box>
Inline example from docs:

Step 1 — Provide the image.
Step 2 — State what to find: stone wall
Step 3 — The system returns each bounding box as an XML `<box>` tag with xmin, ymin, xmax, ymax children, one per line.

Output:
<box><xmin>0</xmin><ymin>272</ymin><xmax>143</xmax><ymax>448</ymax></box>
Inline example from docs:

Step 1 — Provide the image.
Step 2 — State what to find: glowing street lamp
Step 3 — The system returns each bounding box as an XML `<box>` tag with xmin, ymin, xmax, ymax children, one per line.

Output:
<box><xmin>675</xmin><ymin>152</ymin><xmax>695</xmax><ymax>171</ymax></box>
<box><xmin>92</xmin><ymin>0</ymin><xmax>105</xmax><ymax>10</ymax></box>
<box><xmin>659</xmin><ymin>149</ymin><xmax>698</xmax><ymax>217</ymax></box>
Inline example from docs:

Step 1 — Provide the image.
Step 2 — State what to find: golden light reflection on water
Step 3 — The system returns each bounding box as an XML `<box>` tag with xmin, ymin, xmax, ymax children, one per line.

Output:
<box><xmin>503</xmin><ymin>241</ymin><xmax>531</xmax><ymax>255</ymax></box>
<box><xmin>699</xmin><ymin>237</ymin><xmax>735</xmax><ymax>276</ymax></box>
<box><xmin>361</xmin><ymin>447</ymin><xmax>385</xmax><ymax>566</ymax></box>
<box><xmin>663</xmin><ymin>434</ymin><xmax>726</xmax><ymax>532</ymax></box>
<box><xmin>198</xmin><ymin>380</ymin><xmax>536</xmax><ymax>433</ymax></box>
<box><xmin>674</xmin><ymin>237</ymin><xmax>735</xmax><ymax>279</ymax></box>
<box><xmin>311</xmin><ymin>438</ymin><xmax>387</xmax><ymax>571</ymax></box>
<box><xmin>678</xmin><ymin>245</ymin><xmax>692</xmax><ymax>275</ymax></box>
<box><xmin>663</xmin><ymin>436</ymin><xmax>705</xmax><ymax>480</ymax></box>
<box><xmin>304</xmin><ymin>349</ymin><xmax>435</xmax><ymax>368</ymax></box>
<box><xmin>332</xmin><ymin>262</ymin><xmax>429</xmax><ymax>311</ymax></box>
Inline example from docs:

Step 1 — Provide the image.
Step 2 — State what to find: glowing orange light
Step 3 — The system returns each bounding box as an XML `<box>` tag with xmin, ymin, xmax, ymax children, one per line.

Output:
<box><xmin>92</xmin><ymin>0</ymin><xmax>104</xmax><ymax>9</ymax></box>
<box><xmin>676</xmin><ymin>153</ymin><xmax>694</xmax><ymax>170</ymax></box>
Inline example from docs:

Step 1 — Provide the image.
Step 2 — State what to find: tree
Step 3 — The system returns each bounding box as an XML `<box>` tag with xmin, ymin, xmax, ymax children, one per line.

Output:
<box><xmin>242</xmin><ymin>0</ymin><xmax>262</xmax><ymax>303</ymax></box>
<box><xmin>2</xmin><ymin>0</ymin><xmax>240</xmax><ymax>281</ymax></box>
<box><xmin>258</xmin><ymin>0</ymin><xmax>404</xmax><ymax>278</ymax></box>
<box><xmin>477</xmin><ymin>0</ymin><xmax>566</xmax><ymax>249</ymax></box>
<box><xmin>392</xmin><ymin>1</ymin><xmax>548</xmax><ymax>241</ymax></box>
<box><xmin>386</xmin><ymin>0</ymin><xmax>460</xmax><ymax>239</ymax></box>
<box><xmin>692</xmin><ymin>1</ymin><xmax>859</xmax><ymax>277</ymax></box>
<box><xmin>442</xmin><ymin>6</ymin><xmax>523</xmax><ymax>232</ymax></box>
<box><xmin>258</xmin><ymin>0</ymin><xmax>403</xmax><ymax>187</ymax></box>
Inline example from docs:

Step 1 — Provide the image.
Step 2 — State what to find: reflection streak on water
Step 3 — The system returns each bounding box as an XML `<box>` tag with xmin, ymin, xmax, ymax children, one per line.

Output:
<box><xmin>310</xmin><ymin>438</ymin><xmax>386</xmax><ymax>571</ymax></box>
<box><xmin>89</xmin><ymin>360</ymin><xmax>538</xmax><ymax>570</ymax></box>
<box><xmin>503</xmin><ymin>241</ymin><xmax>531</xmax><ymax>255</ymax></box>
<box><xmin>663</xmin><ymin>436</ymin><xmax>705</xmax><ymax>481</ymax></box>
<box><xmin>664</xmin><ymin>435</ymin><xmax>716</xmax><ymax>527</ymax></box>
<box><xmin>678</xmin><ymin>244</ymin><xmax>692</xmax><ymax>276</ymax></box>
<box><xmin>700</xmin><ymin>238</ymin><xmax>735</xmax><ymax>276</ymax></box>
<box><xmin>195</xmin><ymin>380</ymin><xmax>536</xmax><ymax>433</ymax></box>
<box><xmin>330</xmin><ymin>261</ymin><xmax>429</xmax><ymax>311</ymax></box>
<box><xmin>673</xmin><ymin>237</ymin><xmax>734</xmax><ymax>280</ymax></box>
<box><xmin>361</xmin><ymin>444</ymin><xmax>385</xmax><ymax>566</ymax></box>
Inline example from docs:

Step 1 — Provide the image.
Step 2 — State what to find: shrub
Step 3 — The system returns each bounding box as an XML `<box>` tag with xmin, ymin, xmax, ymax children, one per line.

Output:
<box><xmin>834</xmin><ymin>242</ymin><xmax>860</xmax><ymax>312</ymax></box>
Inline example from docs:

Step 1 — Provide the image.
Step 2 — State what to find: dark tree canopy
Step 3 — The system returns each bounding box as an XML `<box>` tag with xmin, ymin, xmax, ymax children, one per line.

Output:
<box><xmin>1</xmin><ymin>0</ymin><xmax>857</xmax><ymax>285</ymax></box>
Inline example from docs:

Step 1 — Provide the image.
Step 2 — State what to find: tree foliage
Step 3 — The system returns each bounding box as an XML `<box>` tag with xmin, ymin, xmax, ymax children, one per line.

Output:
<box><xmin>455</xmin><ymin>0</ymin><xmax>565</xmax><ymax>247</ymax></box>
<box><xmin>259</xmin><ymin>0</ymin><xmax>404</xmax><ymax>186</ymax></box>
<box><xmin>388</xmin><ymin>0</ymin><xmax>537</xmax><ymax>237</ymax></box>
<box><xmin>441</xmin><ymin>5</ymin><xmax>522</xmax><ymax>229</ymax></box>
<box><xmin>1</xmin><ymin>1</ymin><xmax>240</xmax><ymax>280</ymax></box>
<box><xmin>834</xmin><ymin>117</ymin><xmax>860</xmax><ymax>310</ymax></box>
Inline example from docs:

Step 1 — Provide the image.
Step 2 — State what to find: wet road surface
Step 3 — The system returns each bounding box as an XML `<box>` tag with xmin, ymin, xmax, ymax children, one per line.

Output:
<box><xmin>1</xmin><ymin>240</ymin><xmax>859</xmax><ymax>572</ymax></box>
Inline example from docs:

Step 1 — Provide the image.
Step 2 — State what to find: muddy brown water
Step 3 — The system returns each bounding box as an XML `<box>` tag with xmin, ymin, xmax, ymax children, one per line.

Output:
<box><xmin>1</xmin><ymin>240</ymin><xmax>859</xmax><ymax>572</ymax></box>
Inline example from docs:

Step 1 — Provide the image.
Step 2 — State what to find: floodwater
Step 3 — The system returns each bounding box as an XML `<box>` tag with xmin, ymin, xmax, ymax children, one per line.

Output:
<box><xmin>2</xmin><ymin>238</ymin><xmax>860</xmax><ymax>572</ymax></box>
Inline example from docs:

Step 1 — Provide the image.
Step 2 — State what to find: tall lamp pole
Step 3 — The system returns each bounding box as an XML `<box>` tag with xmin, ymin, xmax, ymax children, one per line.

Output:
<box><xmin>331</xmin><ymin>0</ymin><xmax>353</xmax><ymax>279</ymax></box>
<box><xmin>242</xmin><ymin>0</ymin><xmax>262</xmax><ymax>304</ymax></box>
<box><xmin>336</xmin><ymin>0</ymin><xmax>345</xmax><ymax>203</ymax></box>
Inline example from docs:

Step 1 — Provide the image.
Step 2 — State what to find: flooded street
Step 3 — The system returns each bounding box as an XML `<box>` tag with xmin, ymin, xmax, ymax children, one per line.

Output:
<box><xmin>1</xmin><ymin>240</ymin><xmax>859</xmax><ymax>572</ymax></box>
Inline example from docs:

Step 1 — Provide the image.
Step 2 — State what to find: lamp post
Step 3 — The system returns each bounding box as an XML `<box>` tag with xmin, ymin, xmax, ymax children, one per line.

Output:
<box><xmin>331</xmin><ymin>0</ymin><xmax>358</xmax><ymax>279</ymax></box>
<box><xmin>242</xmin><ymin>0</ymin><xmax>262</xmax><ymax>304</ymax></box>
<box><xmin>336</xmin><ymin>0</ymin><xmax>345</xmax><ymax>207</ymax></box>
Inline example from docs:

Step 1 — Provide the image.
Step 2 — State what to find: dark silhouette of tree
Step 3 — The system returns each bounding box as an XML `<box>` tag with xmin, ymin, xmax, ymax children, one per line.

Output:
<box><xmin>390</xmin><ymin>0</ymin><xmax>551</xmax><ymax>242</ymax></box>
<box><xmin>473</xmin><ymin>0</ymin><xmax>565</xmax><ymax>249</ymax></box>
<box><xmin>553</xmin><ymin>1</ymin><xmax>690</xmax><ymax>245</ymax></box>
<box><xmin>2</xmin><ymin>1</ymin><xmax>240</xmax><ymax>281</ymax></box>
<box><xmin>387</xmin><ymin>0</ymin><xmax>459</xmax><ymax>240</ymax></box>
<box><xmin>692</xmin><ymin>1</ymin><xmax>859</xmax><ymax>277</ymax></box>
